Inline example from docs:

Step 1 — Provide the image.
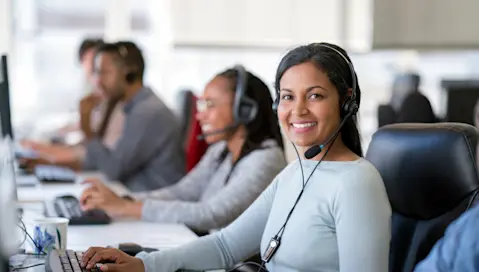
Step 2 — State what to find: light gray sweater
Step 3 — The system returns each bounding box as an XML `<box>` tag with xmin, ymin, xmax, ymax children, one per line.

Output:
<box><xmin>137</xmin><ymin>158</ymin><xmax>392</xmax><ymax>272</ymax></box>
<box><xmin>133</xmin><ymin>139</ymin><xmax>286</xmax><ymax>232</ymax></box>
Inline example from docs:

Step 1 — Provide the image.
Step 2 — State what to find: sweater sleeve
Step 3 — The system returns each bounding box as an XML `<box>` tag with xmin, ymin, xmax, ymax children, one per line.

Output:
<box><xmin>136</xmin><ymin>176</ymin><xmax>280</xmax><ymax>272</ymax></box>
<box><xmin>132</xmin><ymin>143</ymin><xmax>224</xmax><ymax>202</ymax></box>
<box><xmin>140</xmin><ymin>147</ymin><xmax>286</xmax><ymax>232</ymax></box>
<box><xmin>333</xmin><ymin>163</ymin><xmax>392</xmax><ymax>272</ymax></box>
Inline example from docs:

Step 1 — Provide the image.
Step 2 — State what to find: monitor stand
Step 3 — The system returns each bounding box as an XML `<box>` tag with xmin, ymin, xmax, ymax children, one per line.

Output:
<box><xmin>1</xmin><ymin>257</ymin><xmax>8</xmax><ymax>272</ymax></box>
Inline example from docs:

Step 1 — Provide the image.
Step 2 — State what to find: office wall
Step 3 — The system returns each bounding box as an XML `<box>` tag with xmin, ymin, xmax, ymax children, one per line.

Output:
<box><xmin>7</xmin><ymin>0</ymin><xmax>479</xmax><ymax>156</ymax></box>
<box><xmin>9</xmin><ymin>34</ymin><xmax>479</xmax><ymax>153</ymax></box>
<box><xmin>152</xmin><ymin>47</ymin><xmax>479</xmax><ymax>158</ymax></box>
<box><xmin>0</xmin><ymin>0</ymin><xmax>12</xmax><ymax>54</ymax></box>
<box><xmin>373</xmin><ymin>0</ymin><xmax>479</xmax><ymax>49</ymax></box>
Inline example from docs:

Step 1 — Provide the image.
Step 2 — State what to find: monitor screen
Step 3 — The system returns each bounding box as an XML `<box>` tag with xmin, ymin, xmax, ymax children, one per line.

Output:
<box><xmin>0</xmin><ymin>137</ymin><xmax>18</xmax><ymax>266</ymax></box>
<box><xmin>0</xmin><ymin>113</ymin><xmax>3</xmax><ymax>138</ymax></box>
<box><xmin>446</xmin><ymin>88</ymin><xmax>479</xmax><ymax>126</ymax></box>
<box><xmin>442</xmin><ymin>80</ymin><xmax>479</xmax><ymax>126</ymax></box>
<box><xmin>0</xmin><ymin>57</ymin><xmax>3</xmax><ymax>138</ymax></box>
<box><xmin>0</xmin><ymin>55</ymin><xmax>13</xmax><ymax>139</ymax></box>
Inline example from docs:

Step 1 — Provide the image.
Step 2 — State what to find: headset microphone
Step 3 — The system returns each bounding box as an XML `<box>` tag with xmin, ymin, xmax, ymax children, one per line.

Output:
<box><xmin>304</xmin><ymin>107</ymin><xmax>357</xmax><ymax>159</ymax></box>
<box><xmin>196</xmin><ymin>124</ymin><xmax>239</xmax><ymax>141</ymax></box>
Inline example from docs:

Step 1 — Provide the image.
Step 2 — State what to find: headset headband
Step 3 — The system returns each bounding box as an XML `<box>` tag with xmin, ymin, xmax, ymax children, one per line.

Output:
<box><xmin>316</xmin><ymin>43</ymin><xmax>357</xmax><ymax>102</ymax></box>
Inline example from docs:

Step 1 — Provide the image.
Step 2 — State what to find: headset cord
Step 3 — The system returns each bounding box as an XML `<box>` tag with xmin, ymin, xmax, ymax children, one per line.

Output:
<box><xmin>274</xmin><ymin>137</ymin><xmax>336</xmax><ymax>240</ymax></box>
<box><xmin>255</xmin><ymin>135</ymin><xmax>339</xmax><ymax>271</ymax></box>
<box><xmin>225</xmin><ymin>261</ymin><xmax>267</xmax><ymax>272</ymax></box>
<box><xmin>226</xmin><ymin>135</ymin><xmax>339</xmax><ymax>272</ymax></box>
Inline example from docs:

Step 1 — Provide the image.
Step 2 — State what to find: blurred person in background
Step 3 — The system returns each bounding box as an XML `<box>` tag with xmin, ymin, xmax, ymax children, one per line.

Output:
<box><xmin>415</xmin><ymin>192</ymin><xmax>479</xmax><ymax>271</ymax></box>
<box><xmin>390</xmin><ymin>72</ymin><xmax>421</xmax><ymax>113</ymax></box>
<box><xmin>79</xmin><ymin>66</ymin><xmax>286</xmax><ymax>234</ymax></box>
<box><xmin>21</xmin><ymin>38</ymin><xmax>125</xmax><ymax>171</ymax></box>
<box><xmin>396</xmin><ymin>91</ymin><xmax>437</xmax><ymax>123</ymax></box>
<box><xmin>24</xmin><ymin>41</ymin><xmax>185</xmax><ymax>192</ymax></box>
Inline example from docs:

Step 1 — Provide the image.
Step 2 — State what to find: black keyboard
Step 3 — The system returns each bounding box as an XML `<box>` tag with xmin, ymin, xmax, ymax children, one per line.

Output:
<box><xmin>50</xmin><ymin>195</ymin><xmax>111</xmax><ymax>225</ymax></box>
<box><xmin>46</xmin><ymin>249</ymin><xmax>98</xmax><ymax>272</ymax></box>
<box><xmin>35</xmin><ymin>165</ymin><xmax>76</xmax><ymax>183</ymax></box>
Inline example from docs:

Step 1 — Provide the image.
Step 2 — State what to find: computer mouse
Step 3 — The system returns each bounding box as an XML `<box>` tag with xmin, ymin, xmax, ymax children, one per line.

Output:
<box><xmin>118</xmin><ymin>243</ymin><xmax>159</xmax><ymax>256</ymax></box>
<box><xmin>118</xmin><ymin>243</ymin><xmax>144</xmax><ymax>256</ymax></box>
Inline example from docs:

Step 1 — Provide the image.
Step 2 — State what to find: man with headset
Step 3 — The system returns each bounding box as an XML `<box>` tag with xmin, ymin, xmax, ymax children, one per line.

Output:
<box><xmin>80</xmin><ymin>41</ymin><xmax>185</xmax><ymax>192</ymax></box>
<box><xmin>20</xmin><ymin>38</ymin><xmax>125</xmax><ymax>169</ymax></box>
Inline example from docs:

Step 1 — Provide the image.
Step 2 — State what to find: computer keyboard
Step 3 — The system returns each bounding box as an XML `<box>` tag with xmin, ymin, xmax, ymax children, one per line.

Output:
<box><xmin>47</xmin><ymin>195</ymin><xmax>112</xmax><ymax>225</ymax></box>
<box><xmin>46</xmin><ymin>249</ymin><xmax>98</xmax><ymax>272</ymax></box>
<box><xmin>35</xmin><ymin>165</ymin><xmax>77</xmax><ymax>183</ymax></box>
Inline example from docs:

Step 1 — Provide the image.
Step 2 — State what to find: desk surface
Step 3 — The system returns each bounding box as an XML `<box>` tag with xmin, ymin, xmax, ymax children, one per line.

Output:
<box><xmin>20</xmin><ymin>207</ymin><xmax>198</xmax><ymax>251</ymax></box>
<box><xmin>12</xmin><ymin>172</ymin><xmax>199</xmax><ymax>271</ymax></box>
<box><xmin>16</xmin><ymin>172</ymin><xmax>129</xmax><ymax>203</ymax></box>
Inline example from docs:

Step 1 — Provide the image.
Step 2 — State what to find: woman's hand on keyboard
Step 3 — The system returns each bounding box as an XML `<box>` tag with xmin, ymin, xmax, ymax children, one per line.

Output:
<box><xmin>80</xmin><ymin>178</ymin><xmax>143</xmax><ymax>218</ymax></box>
<box><xmin>82</xmin><ymin>247</ymin><xmax>145</xmax><ymax>272</ymax></box>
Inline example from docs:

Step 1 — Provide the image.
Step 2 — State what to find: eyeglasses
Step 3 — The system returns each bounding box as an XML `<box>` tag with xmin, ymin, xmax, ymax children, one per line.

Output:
<box><xmin>196</xmin><ymin>99</ymin><xmax>214</xmax><ymax>113</ymax></box>
<box><xmin>196</xmin><ymin>99</ymin><xmax>232</xmax><ymax>113</ymax></box>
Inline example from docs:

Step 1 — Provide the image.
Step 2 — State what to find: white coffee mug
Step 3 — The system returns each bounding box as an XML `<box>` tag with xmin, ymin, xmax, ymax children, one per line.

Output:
<box><xmin>31</xmin><ymin>217</ymin><xmax>69</xmax><ymax>254</ymax></box>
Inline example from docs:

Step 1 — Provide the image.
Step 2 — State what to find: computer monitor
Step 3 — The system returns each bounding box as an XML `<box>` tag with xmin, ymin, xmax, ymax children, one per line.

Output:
<box><xmin>0</xmin><ymin>55</ymin><xmax>13</xmax><ymax>139</ymax></box>
<box><xmin>442</xmin><ymin>80</ymin><xmax>479</xmax><ymax>126</ymax></box>
<box><xmin>0</xmin><ymin>136</ymin><xmax>18</xmax><ymax>271</ymax></box>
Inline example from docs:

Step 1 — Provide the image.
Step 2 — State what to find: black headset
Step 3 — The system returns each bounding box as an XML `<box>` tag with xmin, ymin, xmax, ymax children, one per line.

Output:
<box><xmin>232</xmin><ymin>65</ymin><xmax>259</xmax><ymax>125</ymax></box>
<box><xmin>272</xmin><ymin>43</ymin><xmax>358</xmax><ymax>117</ymax></box>
<box><xmin>116</xmin><ymin>43</ymin><xmax>138</xmax><ymax>84</ymax></box>
<box><xmin>197</xmin><ymin>65</ymin><xmax>259</xmax><ymax>140</ymax></box>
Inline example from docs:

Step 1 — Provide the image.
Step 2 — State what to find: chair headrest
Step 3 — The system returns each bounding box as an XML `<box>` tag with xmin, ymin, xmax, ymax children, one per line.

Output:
<box><xmin>366</xmin><ymin>123</ymin><xmax>479</xmax><ymax>220</ymax></box>
<box><xmin>377</xmin><ymin>104</ymin><xmax>397</xmax><ymax>128</ymax></box>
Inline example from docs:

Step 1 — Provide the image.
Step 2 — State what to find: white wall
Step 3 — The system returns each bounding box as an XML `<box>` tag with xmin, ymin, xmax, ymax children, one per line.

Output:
<box><xmin>373</xmin><ymin>0</ymin><xmax>479</xmax><ymax>49</ymax></box>
<box><xmin>0</xmin><ymin>0</ymin><xmax>12</xmax><ymax>55</ymax></box>
<box><xmin>170</xmin><ymin>0</ymin><xmax>372</xmax><ymax>52</ymax></box>
<box><xmin>6</xmin><ymin>0</ymin><xmax>479</xmax><ymax>159</ymax></box>
<box><xmin>145</xmin><ymin>46</ymin><xmax>479</xmax><ymax>160</ymax></box>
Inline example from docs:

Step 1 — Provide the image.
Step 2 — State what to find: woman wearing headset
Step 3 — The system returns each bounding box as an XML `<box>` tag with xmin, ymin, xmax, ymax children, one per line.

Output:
<box><xmin>80</xmin><ymin>66</ymin><xmax>286</xmax><ymax>234</ymax></box>
<box><xmin>81</xmin><ymin>43</ymin><xmax>391</xmax><ymax>272</ymax></box>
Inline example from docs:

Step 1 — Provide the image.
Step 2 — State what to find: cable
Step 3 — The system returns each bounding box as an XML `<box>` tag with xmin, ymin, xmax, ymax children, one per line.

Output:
<box><xmin>223</xmin><ymin>137</ymin><xmax>339</xmax><ymax>272</ymax></box>
<box><xmin>291</xmin><ymin>143</ymin><xmax>305</xmax><ymax>187</ymax></box>
<box><xmin>17</xmin><ymin>219</ymin><xmax>27</xmax><ymax>249</ymax></box>
<box><xmin>17</xmin><ymin>252</ymin><xmax>48</xmax><ymax>256</ymax></box>
<box><xmin>274</xmin><ymin>138</ymin><xmax>336</xmax><ymax>239</ymax></box>
<box><xmin>225</xmin><ymin>261</ymin><xmax>267</xmax><ymax>272</ymax></box>
<box><xmin>17</xmin><ymin>218</ymin><xmax>47</xmax><ymax>255</ymax></box>
<box><xmin>11</xmin><ymin>262</ymin><xmax>45</xmax><ymax>271</ymax></box>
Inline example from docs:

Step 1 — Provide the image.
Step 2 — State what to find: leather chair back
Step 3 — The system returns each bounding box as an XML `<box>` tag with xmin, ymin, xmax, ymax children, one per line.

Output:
<box><xmin>366</xmin><ymin>123</ymin><xmax>479</xmax><ymax>272</ymax></box>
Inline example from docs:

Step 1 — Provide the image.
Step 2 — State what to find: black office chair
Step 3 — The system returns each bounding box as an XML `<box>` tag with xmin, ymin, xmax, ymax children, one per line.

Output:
<box><xmin>377</xmin><ymin>104</ymin><xmax>398</xmax><ymax>128</ymax></box>
<box><xmin>366</xmin><ymin>123</ymin><xmax>479</xmax><ymax>272</ymax></box>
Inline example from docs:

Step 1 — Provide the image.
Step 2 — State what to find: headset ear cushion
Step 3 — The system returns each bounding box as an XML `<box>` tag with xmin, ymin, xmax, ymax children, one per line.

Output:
<box><xmin>236</xmin><ymin>96</ymin><xmax>258</xmax><ymax>124</ymax></box>
<box><xmin>342</xmin><ymin>98</ymin><xmax>359</xmax><ymax>116</ymax></box>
